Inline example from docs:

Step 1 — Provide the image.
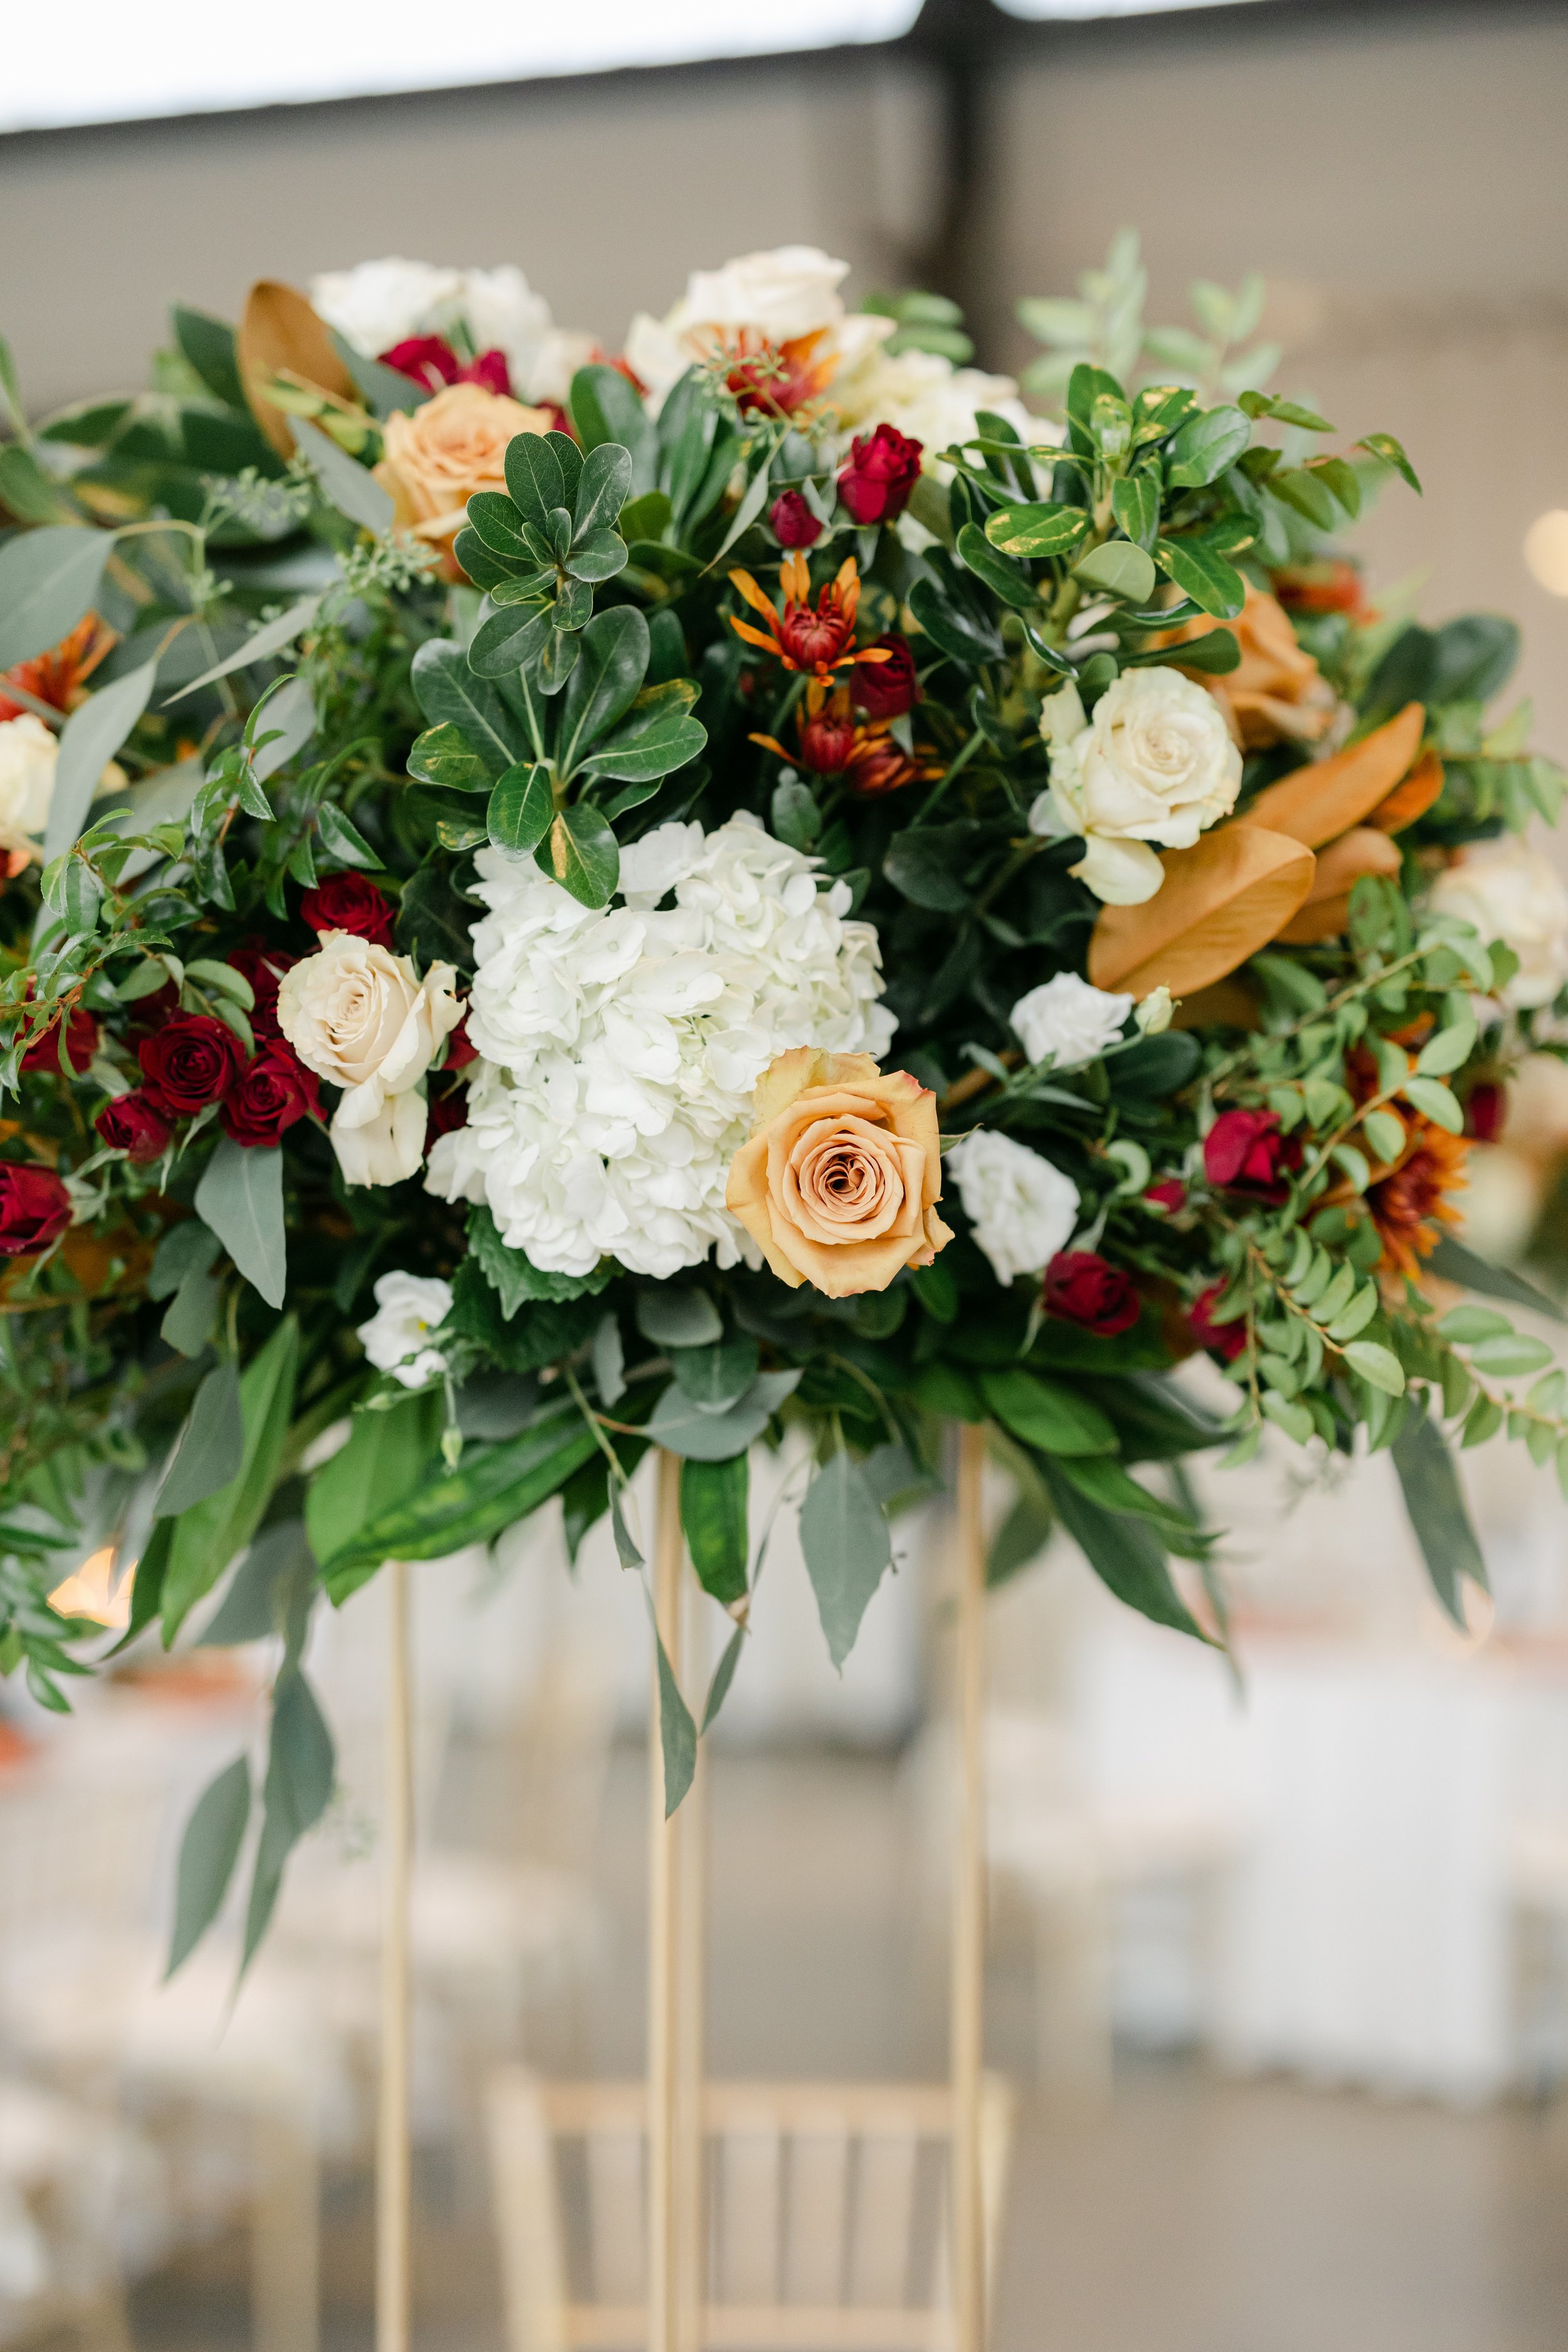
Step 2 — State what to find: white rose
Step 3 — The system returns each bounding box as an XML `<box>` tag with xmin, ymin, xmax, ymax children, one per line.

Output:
<box><xmin>278</xmin><ymin>930</ymin><xmax>462</xmax><ymax>1185</ymax></box>
<box><xmin>627</xmin><ymin>244</ymin><xmax>893</xmax><ymax>415</ymax></box>
<box><xmin>309</xmin><ymin>258</ymin><xmax>464</xmax><ymax>356</ymax></box>
<box><xmin>1010</xmin><ymin>972</ymin><xmax>1132</xmax><ymax>1069</ymax></box>
<box><xmin>357</xmin><ymin>1269</ymin><xmax>453</xmax><ymax>1389</ymax></box>
<box><xmin>0</xmin><ymin>714</ymin><xmax>58</xmax><ymax>857</ymax></box>
<box><xmin>1429</xmin><ymin>837</ymin><xmax>1568</xmax><ymax>1011</ymax></box>
<box><xmin>946</xmin><ymin>1130</ymin><xmax>1079</xmax><ymax>1288</ymax></box>
<box><xmin>1040</xmin><ymin>669</ymin><xmax>1242</xmax><ymax>906</ymax></box>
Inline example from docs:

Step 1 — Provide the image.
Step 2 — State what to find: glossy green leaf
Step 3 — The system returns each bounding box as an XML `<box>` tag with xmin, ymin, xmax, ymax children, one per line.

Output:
<box><xmin>578</xmin><ymin>682</ymin><xmax>707</xmax><ymax>785</ymax></box>
<box><xmin>534</xmin><ymin>802</ymin><xmax>619</xmax><ymax>908</ymax></box>
<box><xmin>504</xmin><ymin>432</ymin><xmax>566</xmax><ymax>524</ymax></box>
<box><xmin>569</xmin><ymin>366</ymin><xmax>657</xmax><ymax>491</ymax></box>
<box><xmin>557</xmin><ymin>606</ymin><xmax>650</xmax><ymax>775</ymax></box>
<box><xmin>1153</xmin><ymin>538</ymin><xmax>1246</xmax><ymax>620</ymax></box>
<box><xmin>307</xmin><ymin>1389</ymin><xmax>445</xmax><ymax>1602</ymax></box>
<box><xmin>1039</xmin><ymin>1459</ymin><xmax>1206</xmax><ymax>1641</ymax></box>
<box><xmin>983</xmin><ymin>502</ymin><xmax>1088</xmax><ymax>559</ymax></box>
<box><xmin>573</xmin><ymin>440</ymin><xmax>634</xmax><ymax>539</ymax></box>
<box><xmin>1111</xmin><ymin>474</ymin><xmax>1160</xmax><ymax>549</ymax></box>
<box><xmin>172</xmin><ymin>305</ymin><xmax>246</xmax><ymax>409</ymax></box>
<box><xmin>411</xmin><ymin>641</ymin><xmax>525</xmax><ymax>775</ymax></box>
<box><xmin>407</xmin><ymin>723</ymin><xmax>493</xmax><ymax>793</ymax></box>
<box><xmin>955</xmin><ymin>521</ymin><xmax>1038</xmax><ymax>612</ymax></box>
<box><xmin>978</xmin><ymin>1367</ymin><xmax>1116</xmax><ymax>1458</ymax></box>
<box><xmin>487</xmin><ymin>761</ymin><xmax>554</xmax><ymax>856</ymax></box>
<box><xmin>317</xmin><ymin>1404</ymin><xmax>599</xmax><ymax>1580</ymax></box>
<box><xmin>681</xmin><ymin>1454</ymin><xmax>750</xmax><ymax>1608</ymax></box>
<box><xmin>1163</xmin><ymin>404</ymin><xmax>1249</xmax><ymax>489</ymax></box>
<box><xmin>1073</xmin><ymin>539</ymin><xmax>1157</xmax><ymax>603</ymax></box>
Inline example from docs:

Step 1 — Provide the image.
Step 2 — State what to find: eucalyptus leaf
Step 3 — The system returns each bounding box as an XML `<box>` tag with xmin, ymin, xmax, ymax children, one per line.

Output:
<box><xmin>644</xmin><ymin>1369</ymin><xmax>802</xmax><ymax>1462</ymax></box>
<box><xmin>290</xmin><ymin>416</ymin><xmax>395</xmax><ymax>536</ymax></box>
<box><xmin>0</xmin><ymin>527</ymin><xmax>112</xmax><ymax>671</ymax></box>
<box><xmin>681</xmin><ymin>1453</ymin><xmax>750</xmax><ymax>1608</ymax></box>
<box><xmin>44</xmin><ymin>660</ymin><xmax>157</xmax><ymax>860</ymax></box>
<box><xmin>195</xmin><ymin>1141</ymin><xmax>286</xmax><ymax>1309</ymax></box>
<box><xmin>799</xmin><ymin>1451</ymin><xmax>893</xmax><ymax>1671</ymax></box>
<box><xmin>1392</xmin><ymin>1412</ymin><xmax>1487</xmax><ymax>1628</ymax></box>
<box><xmin>166</xmin><ymin>1755</ymin><xmax>250</xmax><ymax>1978</ymax></box>
<box><xmin>163</xmin><ymin>596</ymin><xmax>322</xmax><ymax>706</ymax></box>
<box><xmin>156</xmin><ymin>1359</ymin><xmax>246</xmax><ymax>1518</ymax></box>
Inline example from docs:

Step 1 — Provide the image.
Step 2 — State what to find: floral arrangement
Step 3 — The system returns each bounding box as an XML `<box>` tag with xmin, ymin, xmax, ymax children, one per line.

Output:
<box><xmin>3</xmin><ymin>235</ymin><xmax>1566</xmax><ymax>1964</ymax></box>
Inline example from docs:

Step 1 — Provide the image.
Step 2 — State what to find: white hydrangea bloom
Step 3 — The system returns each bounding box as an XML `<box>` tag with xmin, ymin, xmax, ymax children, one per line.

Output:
<box><xmin>946</xmin><ymin>1130</ymin><xmax>1079</xmax><ymax>1288</ymax></box>
<box><xmin>309</xmin><ymin>258</ymin><xmax>465</xmax><ymax>355</ymax></box>
<box><xmin>1010</xmin><ymin>972</ymin><xmax>1133</xmax><ymax>1070</ymax></box>
<box><xmin>426</xmin><ymin>814</ymin><xmax>896</xmax><ymax>1280</ymax></box>
<box><xmin>358</xmin><ymin>1271</ymin><xmax>453</xmax><ymax>1389</ymax></box>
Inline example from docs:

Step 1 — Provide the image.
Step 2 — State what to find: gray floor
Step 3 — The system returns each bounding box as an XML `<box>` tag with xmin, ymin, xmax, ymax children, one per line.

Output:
<box><xmin>126</xmin><ymin>1742</ymin><xmax>1568</xmax><ymax>2351</ymax></box>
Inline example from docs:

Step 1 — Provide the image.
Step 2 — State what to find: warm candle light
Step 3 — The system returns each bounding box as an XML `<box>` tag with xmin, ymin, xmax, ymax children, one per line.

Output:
<box><xmin>1523</xmin><ymin>509</ymin><xmax>1568</xmax><ymax>597</ymax></box>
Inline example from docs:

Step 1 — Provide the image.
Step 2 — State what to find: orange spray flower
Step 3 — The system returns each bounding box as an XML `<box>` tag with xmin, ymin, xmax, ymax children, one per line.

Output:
<box><xmin>728</xmin><ymin>553</ymin><xmax>890</xmax><ymax>682</ymax></box>
<box><xmin>0</xmin><ymin>614</ymin><xmax>116</xmax><ymax>723</ymax></box>
<box><xmin>1366</xmin><ymin>1118</ymin><xmax>1468</xmax><ymax>1281</ymax></box>
<box><xmin>698</xmin><ymin>327</ymin><xmax>836</xmax><ymax>420</ymax></box>
<box><xmin>750</xmin><ymin>679</ymin><xmax>937</xmax><ymax>797</ymax></box>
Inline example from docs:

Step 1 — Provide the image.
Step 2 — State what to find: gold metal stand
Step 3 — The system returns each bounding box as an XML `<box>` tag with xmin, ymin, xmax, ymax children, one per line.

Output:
<box><xmin>378</xmin><ymin>1557</ymin><xmax>413</xmax><ymax>2352</ymax></box>
<box><xmin>951</xmin><ymin>1424</ymin><xmax>987</xmax><ymax>2352</ymax></box>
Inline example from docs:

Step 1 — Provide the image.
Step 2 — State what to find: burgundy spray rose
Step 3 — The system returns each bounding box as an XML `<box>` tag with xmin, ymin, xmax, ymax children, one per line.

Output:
<box><xmin>137</xmin><ymin>1016</ymin><xmax>246</xmax><ymax>1118</ymax></box>
<box><xmin>1203</xmin><ymin>1108</ymin><xmax>1298</xmax><ymax>1203</ymax></box>
<box><xmin>300</xmin><ymin>873</ymin><xmax>396</xmax><ymax>951</ymax></box>
<box><xmin>1465</xmin><ymin>1081</ymin><xmax>1505</xmax><ymax>1143</ymax></box>
<box><xmin>425</xmin><ymin>1074</ymin><xmax>470</xmax><ymax>1150</ymax></box>
<box><xmin>443</xmin><ymin>1015</ymin><xmax>478</xmax><ymax>1073</ymax></box>
<box><xmin>0</xmin><ymin>1163</ymin><xmax>72</xmax><ymax>1258</ymax></box>
<box><xmin>228</xmin><ymin>943</ymin><xmax>298</xmax><ymax>1043</ymax></box>
<box><xmin>21</xmin><ymin>1005</ymin><xmax>100</xmax><ymax>1076</ymax></box>
<box><xmin>851</xmin><ymin>634</ymin><xmax>918</xmax><ymax>721</ymax></box>
<box><xmin>220</xmin><ymin>1047</ymin><xmax>321</xmax><ymax>1147</ymax></box>
<box><xmin>1044</xmin><ymin>1250</ymin><xmax>1141</xmax><ymax>1337</ymax></box>
<box><xmin>837</xmin><ymin>424</ymin><xmax>922</xmax><ymax>526</ymax></box>
<box><xmin>1189</xmin><ymin>1281</ymin><xmax>1247</xmax><ymax>1364</ymax></box>
<box><xmin>379</xmin><ymin>336</ymin><xmax>514</xmax><ymax>398</ymax></box>
<box><xmin>1143</xmin><ymin>1177</ymin><xmax>1187</xmax><ymax>1214</ymax></box>
<box><xmin>769</xmin><ymin>490</ymin><xmax>822</xmax><ymax>550</ymax></box>
<box><xmin>95</xmin><ymin>1091</ymin><xmax>172</xmax><ymax>1165</ymax></box>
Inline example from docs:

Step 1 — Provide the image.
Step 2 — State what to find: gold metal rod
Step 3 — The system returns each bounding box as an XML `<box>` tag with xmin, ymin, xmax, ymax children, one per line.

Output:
<box><xmin>952</xmin><ymin>1424</ymin><xmax>988</xmax><ymax>2352</ymax></box>
<box><xmin>378</xmin><ymin>1557</ymin><xmax>413</xmax><ymax>2352</ymax></box>
<box><xmin>648</xmin><ymin>1453</ymin><xmax>685</xmax><ymax>2352</ymax></box>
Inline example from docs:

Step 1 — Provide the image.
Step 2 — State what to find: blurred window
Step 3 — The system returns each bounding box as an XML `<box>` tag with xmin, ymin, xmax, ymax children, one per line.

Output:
<box><xmin>996</xmin><ymin>1</ymin><xmax>1276</xmax><ymax>16</ymax></box>
<box><xmin>2</xmin><ymin>0</ymin><xmax>921</xmax><ymax>135</ymax></box>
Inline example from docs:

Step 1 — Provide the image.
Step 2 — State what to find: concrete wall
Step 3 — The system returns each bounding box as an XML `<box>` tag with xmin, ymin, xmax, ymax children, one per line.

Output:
<box><xmin>1</xmin><ymin>3</ymin><xmax>1565</xmax><ymax>739</ymax></box>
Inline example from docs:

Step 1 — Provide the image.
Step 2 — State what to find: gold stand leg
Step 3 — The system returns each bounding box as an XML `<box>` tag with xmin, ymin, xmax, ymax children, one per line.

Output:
<box><xmin>648</xmin><ymin>1453</ymin><xmax>689</xmax><ymax>2352</ymax></box>
<box><xmin>378</xmin><ymin>1558</ymin><xmax>413</xmax><ymax>2352</ymax></box>
<box><xmin>952</xmin><ymin>1425</ymin><xmax>987</xmax><ymax>2352</ymax></box>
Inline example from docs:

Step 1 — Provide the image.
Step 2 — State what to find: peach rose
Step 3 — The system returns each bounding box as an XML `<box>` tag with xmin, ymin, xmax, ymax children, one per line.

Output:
<box><xmin>1174</xmin><ymin>582</ymin><xmax>1338</xmax><ymax>750</ymax></box>
<box><xmin>374</xmin><ymin>382</ymin><xmax>553</xmax><ymax>566</ymax></box>
<box><xmin>726</xmin><ymin>1048</ymin><xmax>952</xmax><ymax>1298</ymax></box>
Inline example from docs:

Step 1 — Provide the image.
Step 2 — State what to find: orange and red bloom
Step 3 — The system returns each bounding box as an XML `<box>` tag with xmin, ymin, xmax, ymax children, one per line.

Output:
<box><xmin>1366</xmin><ymin>1118</ymin><xmax>1468</xmax><ymax>1281</ymax></box>
<box><xmin>728</xmin><ymin>552</ymin><xmax>885</xmax><ymax>681</ymax></box>
<box><xmin>0</xmin><ymin>614</ymin><xmax>116</xmax><ymax>724</ymax></box>
<box><xmin>750</xmin><ymin>679</ymin><xmax>935</xmax><ymax>798</ymax></box>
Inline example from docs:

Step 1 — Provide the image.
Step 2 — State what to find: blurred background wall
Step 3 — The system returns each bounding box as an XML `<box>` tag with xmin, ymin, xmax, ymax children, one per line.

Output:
<box><xmin>3</xmin><ymin>1</ymin><xmax>1565</xmax><ymax>736</ymax></box>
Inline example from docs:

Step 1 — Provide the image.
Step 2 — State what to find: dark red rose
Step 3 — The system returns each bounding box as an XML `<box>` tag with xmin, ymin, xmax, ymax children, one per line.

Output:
<box><xmin>1043</xmin><ymin>1250</ymin><xmax>1141</xmax><ymax>1337</ymax></box>
<box><xmin>1144</xmin><ymin>1177</ymin><xmax>1187</xmax><ymax>1214</ymax></box>
<box><xmin>221</xmin><ymin>1046</ymin><xmax>320</xmax><ymax>1147</ymax></box>
<box><xmin>1465</xmin><ymin>1081</ymin><xmax>1506</xmax><ymax>1143</ymax></box>
<box><xmin>1203</xmin><ymin>1108</ymin><xmax>1298</xmax><ymax>1204</ymax></box>
<box><xmin>95</xmin><ymin>1091</ymin><xmax>172</xmax><ymax>1165</ymax></box>
<box><xmin>228</xmin><ymin>943</ymin><xmax>299</xmax><ymax>1043</ymax></box>
<box><xmin>1189</xmin><ymin>1281</ymin><xmax>1247</xmax><ymax>1364</ymax></box>
<box><xmin>852</xmin><ymin>634</ymin><xmax>918</xmax><ymax>721</ymax></box>
<box><xmin>378</xmin><ymin>336</ymin><xmax>514</xmax><ymax>398</ymax></box>
<box><xmin>425</xmin><ymin>1074</ymin><xmax>469</xmax><ymax>1149</ymax></box>
<box><xmin>769</xmin><ymin>491</ymin><xmax>822</xmax><ymax>550</ymax></box>
<box><xmin>300</xmin><ymin>873</ymin><xmax>396</xmax><ymax>950</ymax></box>
<box><xmin>22</xmin><ymin>1005</ymin><xmax>100</xmax><ymax>1076</ymax></box>
<box><xmin>0</xmin><ymin>1163</ymin><xmax>72</xmax><ymax>1258</ymax></box>
<box><xmin>837</xmin><ymin>423</ymin><xmax>922</xmax><ymax>526</ymax></box>
<box><xmin>138</xmin><ymin>1016</ymin><xmax>246</xmax><ymax>1117</ymax></box>
<box><xmin>443</xmin><ymin>1015</ymin><xmax>477</xmax><ymax>1073</ymax></box>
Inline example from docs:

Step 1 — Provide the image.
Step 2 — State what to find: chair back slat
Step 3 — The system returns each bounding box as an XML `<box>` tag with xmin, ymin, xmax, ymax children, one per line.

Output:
<box><xmin>488</xmin><ymin>2075</ymin><xmax>1015</xmax><ymax>2352</ymax></box>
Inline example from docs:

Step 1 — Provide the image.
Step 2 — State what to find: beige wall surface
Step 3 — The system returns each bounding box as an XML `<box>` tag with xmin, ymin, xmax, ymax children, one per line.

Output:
<box><xmin>1</xmin><ymin>5</ymin><xmax>1565</xmax><ymax>743</ymax></box>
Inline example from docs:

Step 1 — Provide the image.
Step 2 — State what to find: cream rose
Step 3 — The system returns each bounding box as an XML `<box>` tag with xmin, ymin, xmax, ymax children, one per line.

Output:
<box><xmin>726</xmin><ymin>1048</ymin><xmax>951</xmax><ymax>1298</ymax></box>
<box><xmin>374</xmin><ymin>383</ymin><xmax>553</xmax><ymax>561</ymax></box>
<box><xmin>1032</xmin><ymin>669</ymin><xmax>1242</xmax><ymax>907</ymax></box>
<box><xmin>278</xmin><ymin>930</ymin><xmax>462</xmax><ymax>1187</ymax></box>
<box><xmin>0</xmin><ymin>714</ymin><xmax>58</xmax><ymax>859</ymax></box>
<box><xmin>1429</xmin><ymin>836</ymin><xmax>1568</xmax><ymax>1011</ymax></box>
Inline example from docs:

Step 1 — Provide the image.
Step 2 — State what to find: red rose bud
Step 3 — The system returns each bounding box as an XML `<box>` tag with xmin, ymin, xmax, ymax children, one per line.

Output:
<box><xmin>1203</xmin><ymin>1107</ymin><xmax>1298</xmax><ymax>1204</ymax></box>
<box><xmin>1465</xmin><ymin>1081</ymin><xmax>1505</xmax><ymax>1143</ymax></box>
<box><xmin>0</xmin><ymin>1163</ymin><xmax>72</xmax><ymax>1258</ymax></box>
<box><xmin>1043</xmin><ymin>1249</ymin><xmax>1141</xmax><ymax>1337</ymax></box>
<box><xmin>1144</xmin><ymin>1177</ymin><xmax>1187</xmax><ymax>1214</ymax></box>
<box><xmin>378</xmin><ymin>337</ymin><xmax>515</xmax><ymax>399</ymax></box>
<box><xmin>443</xmin><ymin>1015</ymin><xmax>478</xmax><ymax>1072</ymax></box>
<box><xmin>21</xmin><ymin>1005</ymin><xmax>100</xmax><ymax>1076</ymax></box>
<box><xmin>95</xmin><ymin>1090</ymin><xmax>172</xmax><ymax>1165</ymax></box>
<box><xmin>837</xmin><ymin>423</ymin><xmax>923</xmax><ymax>527</ymax></box>
<box><xmin>300</xmin><ymin>872</ymin><xmax>396</xmax><ymax>950</ymax></box>
<box><xmin>426</xmin><ymin>1074</ymin><xmax>469</xmax><ymax>1148</ymax></box>
<box><xmin>462</xmin><ymin>348</ymin><xmax>514</xmax><ymax>396</ymax></box>
<box><xmin>221</xmin><ymin>1046</ymin><xmax>320</xmax><ymax>1147</ymax></box>
<box><xmin>228</xmin><ymin>943</ymin><xmax>298</xmax><ymax>1042</ymax></box>
<box><xmin>770</xmin><ymin>491</ymin><xmax>822</xmax><ymax>550</ymax></box>
<box><xmin>138</xmin><ymin>1015</ymin><xmax>246</xmax><ymax>1118</ymax></box>
<box><xmin>852</xmin><ymin>634</ymin><xmax>917</xmax><ymax>721</ymax></box>
<box><xmin>1189</xmin><ymin>1281</ymin><xmax>1248</xmax><ymax>1364</ymax></box>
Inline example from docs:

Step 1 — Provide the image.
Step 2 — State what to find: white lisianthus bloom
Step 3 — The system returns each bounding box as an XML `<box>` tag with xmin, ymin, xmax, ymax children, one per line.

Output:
<box><xmin>309</xmin><ymin>258</ymin><xmax>464</xmax><ymax>354</ymax></box>
<box><xmin>426</xmin><ymin>813</ymin><xmax>896</xmax><ymax>1279</ymax></box>
<box><xmin>0</xmin><ymin>714</ymin><xmax>58</xmax><ymax>859</ymax></box>
<box><xmin>947</xmin><ymin>1130</ymin><xmax>1079</xmax><ymax>1288</ymax></box>
<box><xmin>1135</xmin><ymin>985</ymin><xmax>1175</xmax><ymax>1035</ymax></box>
<box><xmin>278</xmin><ymin>931</ymin><xmax>462</xmax><ymax>1187</ymax></box>
<box><xmin>623</xmin><ymin>244</ymin><xmax>893</xmax><ymax>415</ymax></box>
<box><xmin>1429</xmin><ymin>836</ymin><xmax>1568</xmax><ymax>1010</ymax></box>
<box><xmin>1010</xmin><ymin>972</ymin><xmax>1133</xmax><ymax>1069</ymax></box>
<box><xmin>358</xmin><ymin>1271</ymin><xmax>453</xmax><ymax>1389</ymax></box>
<box><xmin>1034</xmin><ymin>670</ymin><xmax>1242</xmax><ymax>906</ymax></box>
